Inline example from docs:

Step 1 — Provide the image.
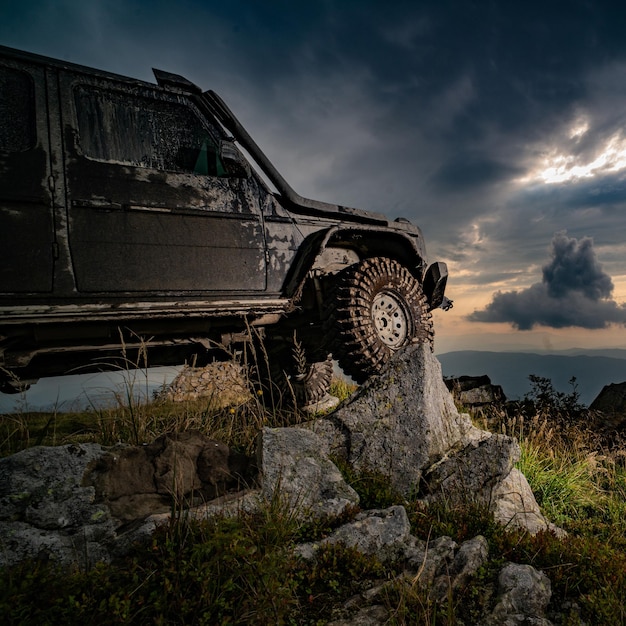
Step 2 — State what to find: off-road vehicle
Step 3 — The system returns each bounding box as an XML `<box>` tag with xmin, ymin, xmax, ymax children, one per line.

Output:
<box><xmin>0</xmin><ymin>45</ymin><xmax>451</xmax><ymax>404</ymax></box>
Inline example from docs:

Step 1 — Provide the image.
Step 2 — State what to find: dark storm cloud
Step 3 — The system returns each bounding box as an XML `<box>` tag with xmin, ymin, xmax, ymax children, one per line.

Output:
<box><xmin>519</xmin><ymin>173</ymin><xmax>626</xmax><ymax>216</ymax></box>
<box><xmin>429</xmin><ymin>152</ymin><xmax>524</xmax><ymax>192</ymax></box>
<box><xmin>469</xmin><ymin>232</ymin><xmax>626</xmax><ymax>330</ymax></box>
<box><xmin>488</xmin><ymin>172</ymin><xmax>626</xmax><ymax>278</ymax></box>
<box><xmin>469</xmin><ymin>284</ymin><xmax>626</xmax><ymax>330</ymax></box>
<box><xmin>543</xmin><ymin>232</ymin><xmax>613</xmax><ymax>299</ymax></box>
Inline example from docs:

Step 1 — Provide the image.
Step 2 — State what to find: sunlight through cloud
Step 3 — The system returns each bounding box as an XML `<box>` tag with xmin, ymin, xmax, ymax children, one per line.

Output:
<box><xmin>523</xmin><ymin>129</ymin><xmax>626</xmax><ymax>185</ymax></box>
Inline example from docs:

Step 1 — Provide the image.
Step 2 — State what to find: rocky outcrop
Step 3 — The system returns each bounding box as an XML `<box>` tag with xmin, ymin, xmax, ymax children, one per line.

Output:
<box><xmin>583</xmin><ymin>382</ymin><xmax>626</xmax><ymax>440</ymax></box>
<box><xmin>159</xmin><ymin>361</ymin><xmax>250</xmax><ymax>405</ymax></box>
<box><xmin>0</xmin><ymin>343</ymin><xmax>561</xmax><ymax>624</ymax></box>
<box><xmin>310</xmin><ymin>344</ymin><xmax>481</xmax><ymax>495</ymax></box>
<box><xmin>590</xmin><ymin>380</ymin><xmax>626</xmax><ymax>413</ymax></box>
<box><xmin>309</xmin><ymin>344</ymin><xmax>555</xmax><ymax>534</ymax></box>
<box><xmin>304</xmin><ymin>524</ymin><xmax>553</xmax><ymax>626</ymax></box>
<box><xmin>445</xmin><ymin>374</ymin><xmax>506</xmax><ymax>406</ymax></box>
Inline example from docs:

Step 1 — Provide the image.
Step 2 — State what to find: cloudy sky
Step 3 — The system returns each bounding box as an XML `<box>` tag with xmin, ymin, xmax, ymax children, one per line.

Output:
<box><xmin>3</xmin><ymin>0</ymin><xmax>626</xmax><ymax>354</ymax></box>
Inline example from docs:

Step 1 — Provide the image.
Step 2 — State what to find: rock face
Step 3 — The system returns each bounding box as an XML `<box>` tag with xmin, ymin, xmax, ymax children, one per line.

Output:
<box><xmin>0</xmin><ymin>443</ymin><xmax>114</xmax><ymax>568</ymax></box>
<box><xmin>309</xmin><ymin>343</ymin><xmax>554</xmax><ymax>534</ymax></box>
<box><xmin>590</xmin><ymin>381</ymin><xmax>626</xmax><ymax>413</ymax></box>
<box><xmin>584</xmin><ymin>382</ymin><xmax>626</xmax><ymax>439</ymax></box>
<box><xmin>257</xmin><ymin>427</ymin><xmax>359</xmax><ymax>520</ymax></box>
<box><xmin>0</xmin><ymin>432</ymin><xmax>253</xmax><ymax>568</ymax></box>
<box><xmin>311</xmin><ymin>344</ymin><xmax>480</xmax><ymax>495</ymax></box>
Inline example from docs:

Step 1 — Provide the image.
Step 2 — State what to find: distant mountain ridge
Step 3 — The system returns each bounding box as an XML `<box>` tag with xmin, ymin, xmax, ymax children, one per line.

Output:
<box><xmin>437</xmin><ymin>350</ymin><xmax>626</xmax><ymax>406</ymax></box>
<box><xmin>501</xmin><ymin>348</ymin><xmax>626</xmax><ymax>360</ymax></box>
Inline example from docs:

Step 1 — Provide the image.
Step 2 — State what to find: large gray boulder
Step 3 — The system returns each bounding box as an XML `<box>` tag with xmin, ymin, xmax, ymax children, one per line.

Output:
<box><xmin>310</xmin><ymin>343</ymin><xmax>555</xmax><ymax>534</ymax></box>
<box><xmin>421</xmin><ymin>431</ymin><xmax>519</xmax><ymax>502</ymax></box>
<box><xmin>0</xmin><ymin>432</ymin><xmax>255</xmax><ymax>568</ymax></box>
<box><xmin>482</xmin><ymin>562</ymin><xmax>553</xmax><ymax>626</ymax></box>
<box><xmin>0</xmin><ymin>443</ymin><xmax>115</xmax><ymax>568</ymax></box>
<box><xmin>257</xmin><ymin>426</ymin><xmax>359</xmax><ymax>520</ymax></box>
<box><xmin>311</xmin><ymin>343</ymin><xmax>483</xmax><ymax>495</ymax></box>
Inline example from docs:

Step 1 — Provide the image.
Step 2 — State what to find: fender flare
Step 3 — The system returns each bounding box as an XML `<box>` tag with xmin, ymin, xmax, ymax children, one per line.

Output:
<box><xmin>283</xmin><ymin>224</ymin><xmax>429</xmax><ymax>302</ymax></box>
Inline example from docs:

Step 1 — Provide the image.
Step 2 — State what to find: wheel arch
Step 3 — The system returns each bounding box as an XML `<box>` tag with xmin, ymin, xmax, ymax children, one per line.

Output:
<box><xmin>283</xmin><ymin>225</ymin><xmax>428</xmax><ymax>302</ymax></box>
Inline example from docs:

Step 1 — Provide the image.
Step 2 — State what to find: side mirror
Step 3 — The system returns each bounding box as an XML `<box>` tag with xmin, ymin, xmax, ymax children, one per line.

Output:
<box><xmin>219</xmin><ymin>140</ymin><xmax>251</xmax><ymax>178</ymax></box>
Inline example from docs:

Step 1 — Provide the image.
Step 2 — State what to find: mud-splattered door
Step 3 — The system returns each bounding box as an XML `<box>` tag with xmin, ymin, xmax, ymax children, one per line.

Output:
<box><xmin>60</xmin><ymin>76</ymin><xmax>266</xmax><ymax>294</ymax></box>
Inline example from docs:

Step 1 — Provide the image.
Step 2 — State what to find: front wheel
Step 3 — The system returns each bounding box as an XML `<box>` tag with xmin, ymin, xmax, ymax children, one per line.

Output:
<box><xmin>325</xmin><ymin>257</ymin><xmax>433</xmax><ymax>383</ymax></box>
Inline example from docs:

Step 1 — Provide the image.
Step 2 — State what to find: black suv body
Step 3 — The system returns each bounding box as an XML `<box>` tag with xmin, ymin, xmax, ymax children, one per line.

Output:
<box><xmin>0</xmin><ymin>45</ymin><xmax>449</xmax><ymax>401</ymax></box>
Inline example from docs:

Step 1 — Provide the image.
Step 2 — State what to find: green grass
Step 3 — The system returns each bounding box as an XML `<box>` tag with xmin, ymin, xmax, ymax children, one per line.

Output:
<box><xmin>1</xmin><ymin>373</ymin><xmax>626</xmax><ymax>624</ymax></box>
<box><xmin>1</xmin><ymin>390</ymin><xmax>307</xmax><ymax>457</ymax></box>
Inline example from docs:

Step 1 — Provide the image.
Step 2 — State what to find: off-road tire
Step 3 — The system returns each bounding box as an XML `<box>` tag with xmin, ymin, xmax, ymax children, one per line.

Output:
<box><xmin>258</xmin><ymin>336</ymin><xmax>334</xmax><ymax>408</ymax></box>
<box><xmin>325</xmin><ymin>257</ymin><xmax>433</xmax><ymax>383</ymax></box>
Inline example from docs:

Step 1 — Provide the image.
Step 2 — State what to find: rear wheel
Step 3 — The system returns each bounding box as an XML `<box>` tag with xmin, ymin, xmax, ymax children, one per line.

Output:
<box><xmin>325</xmin><ymin>257</ymin><xmax>432</xmax><ymax>383</ymax></box>
<box><xmin>257</xmin><ymin>333</ymin><xmax>334</xmax><ymax>408</ymax></box>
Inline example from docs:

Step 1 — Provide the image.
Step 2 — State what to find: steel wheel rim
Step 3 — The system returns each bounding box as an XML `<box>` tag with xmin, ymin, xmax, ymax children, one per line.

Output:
<box><xmin>371</xmin><ymin>289</ymin><xmax>411</xmax><ymax>349</ymax></box>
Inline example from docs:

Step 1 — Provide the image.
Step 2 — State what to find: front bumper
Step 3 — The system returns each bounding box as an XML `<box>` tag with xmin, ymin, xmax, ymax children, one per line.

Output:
<box><xmin>423</xmin><ymin>261</ymin><xmax>451</xmax><ymax>311</ymax></box>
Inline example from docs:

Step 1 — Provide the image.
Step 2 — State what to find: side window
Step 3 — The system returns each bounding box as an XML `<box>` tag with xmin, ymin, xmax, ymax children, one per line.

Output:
<box><xmin>0</xmin><ymin>66</ymin><xmax>36</xmax><ymax>153</ymax></box>
<box><xmin>74</xmin><ymin>86</ymin><xmax>226</xmax><ymax>175</ymax></box>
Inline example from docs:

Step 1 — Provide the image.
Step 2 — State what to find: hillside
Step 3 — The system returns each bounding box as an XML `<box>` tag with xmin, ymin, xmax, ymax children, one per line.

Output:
<box><xmin>2</xmin><ymin>345</ymin><xmax>626</xmax><ymax>624</ymax></box>
<box><xmin>437</xmin><ymin>350</ymin><xmax>626</xmax><ymax>405</ymax></box>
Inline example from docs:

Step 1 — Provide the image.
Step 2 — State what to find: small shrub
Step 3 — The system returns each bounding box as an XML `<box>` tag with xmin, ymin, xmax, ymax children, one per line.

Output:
<box><xmin>329</xmin><ymin>377</ymin><xmax>358</xmax><ymax>403</ymax></box>
<box><xmin>524</xmin><ymin>374</ymin><xmax>586</xmax><ymax>420</ymax></box>
<box><xmin>295</xmin><ymin>542</ymin><xmax>388</xmax><ymax>624</ymax></box>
